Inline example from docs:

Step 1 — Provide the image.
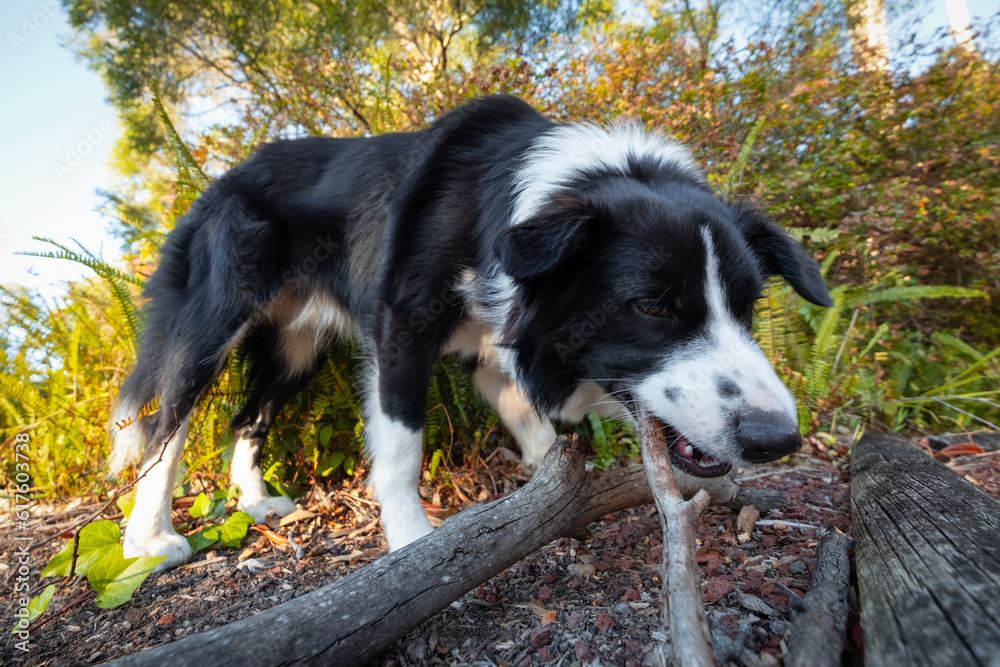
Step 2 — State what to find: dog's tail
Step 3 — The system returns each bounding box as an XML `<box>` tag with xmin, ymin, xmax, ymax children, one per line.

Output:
<box><xmin>108</xmin><ymin>216</ymin><xmax>201</xmax><ymax>473</ymax></box>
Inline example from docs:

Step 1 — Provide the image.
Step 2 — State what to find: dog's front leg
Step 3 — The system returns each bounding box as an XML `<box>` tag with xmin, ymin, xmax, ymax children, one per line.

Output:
<box><xmin>363</xmin><ymin>313</ymin><xmax>447</xmax><ymax>552</ymax></box>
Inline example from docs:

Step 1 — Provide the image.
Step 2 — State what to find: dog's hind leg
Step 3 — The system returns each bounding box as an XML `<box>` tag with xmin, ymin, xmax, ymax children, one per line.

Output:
<box><xmin>228</xmin><ymin>322</ymin><xmax>329</xmax><ymax>522</ymax></box>
<box><xmin>124</xmin><ymin>412</ymin><xmax>192</xmax><ymax>570</ymax></box>
<box><xmin>472</xmin><ymin>364</ymin><xmax>556</xmax><ymax>470</ymax></box>
<box><xmin>124</xmin><ymin>311</ymin><xmax>254</xmax><ymax>570</ymax></box>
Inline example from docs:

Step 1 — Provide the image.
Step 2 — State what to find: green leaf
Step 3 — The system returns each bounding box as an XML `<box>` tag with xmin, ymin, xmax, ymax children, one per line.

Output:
<box><xmin>186</xmin><ymin>530</ymin><xmax>218</xmax><ymax>555</ymax></box>
<box><xmin>189</xmin><ymin>492</ymin><xmax>212</xmax><ymax>518</ymax></box>
<box><xmin>42</xmin><ymin>521</ymin><xmax>122</xmax><ymax>578</ymax></box>
<box><xmin>117</xmin><ymin>490</ymin><xmax>136</xmax><ymax>518</ymax></box>
<box><xmin>187</xmin><ymin>511</ymin><xmax>255</xmax><ymax>554</ymax></box>
<box><xmin>319</xmin><ymin>451</ymin><xmax>344</xmax><ymax>477</ymax></box>
<box><xmin>319</xmin><ymin>424</ymin><xmax>333</xmax><ymax>447</ymax></box>
<box><xmin>86</xmin><ymin>547</ymin><xmax>166</xmax><ymax>609</ymax></box>
<box><xmin>11</xmin><ymin>585</ymin><xmax>55</xmax><ymax>633</ymax></box>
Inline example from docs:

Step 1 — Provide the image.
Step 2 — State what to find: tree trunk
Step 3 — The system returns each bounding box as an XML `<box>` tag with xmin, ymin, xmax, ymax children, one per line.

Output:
<box><xmin>845</xmin><ymin>0</ymin><xmax>890</xmax><ymax>72</ymax></box>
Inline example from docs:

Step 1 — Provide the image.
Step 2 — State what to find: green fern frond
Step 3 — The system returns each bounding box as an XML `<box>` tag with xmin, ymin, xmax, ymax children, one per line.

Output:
<box><xmin>848</xmin><ymin>285</ymin><xmax>985</xmax><ymax>307</ymax></box>
<box><xmin>151</xmin><ymin>84</ymin><xmax>210</xmax><ymax>192</ymax></box>
<box><xmin>20</xmin><ymin>237</ymin><xmax>142</xmax><ymax>342</ymax></box>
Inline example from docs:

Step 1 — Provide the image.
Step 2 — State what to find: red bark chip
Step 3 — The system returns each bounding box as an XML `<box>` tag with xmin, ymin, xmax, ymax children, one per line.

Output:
<box><xmin>156</xmin><ymin>613</ymin><xmax>177</xmax><ymax>626</ymax></box>
<box><xmin>537</xmin><ymin>585</ymin><xmax>553</xmax><ymax>601</ymax></box>
<box><xmin>619</xmin><ymin>588</ymin><xmax>640</xmax><ymax>602</ymax></box>
<box><xmin>760</xmin><ymin>581</ymin><xmax>790</xmax><ymax>606</ymax></box>
<box><xmin>703</xmin><ymin>577</ymin><xmax>734</xmax><ymax>603</ymax></box>
<box><xmin>595</xmin><ymin>612</ymin><xmax>615</xmax><ymax>632</ymax></box>
<box><xmin>574</xmin><ymin>641</ymin><xmax>594</xmax><ymax>661</ymax></box>
<box><xmin>530</xmin><ymin>625</ymin><xmax>552</xmax><ymax>648</ymax></box>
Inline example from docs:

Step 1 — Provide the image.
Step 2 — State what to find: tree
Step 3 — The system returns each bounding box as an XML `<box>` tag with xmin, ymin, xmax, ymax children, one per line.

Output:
<box><xmin>844</xmin><ymin>0</ymin><xmax>889</xmax><ymax>71</ymax></box>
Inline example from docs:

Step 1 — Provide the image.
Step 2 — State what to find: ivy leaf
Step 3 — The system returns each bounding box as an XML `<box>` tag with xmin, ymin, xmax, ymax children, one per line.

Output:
<box><xmin>42</xmin><ymin>521</ymin><xmax>122</xmax><ymax>578</ymax></box>
<box><xmin>204</xmin><ymin>511</ymin><xmax>254</xmax><ymax>548</ymax></box>
<box><xmin>11</xmin><ymin>585</ymin><xmax>55</xmax><ymax>633</ymax></box>
<box><xmin>189</xmin><ymin>492</ymin><xmax>212</xmax><ymax>519</ymax></box>
<box><xmin>86</xmin><ymin>547</ymin><xmax>166</xmax><ymax>609</ymax></box>
<box><xmin>117</xmin><ymin>490</ymin><xmax>136</xmax><ymax>518</ymax></box>
<box><xmin>186</xmin><ymin>511</ymin><xmax>254</xmax><ymax>553</ymax></box>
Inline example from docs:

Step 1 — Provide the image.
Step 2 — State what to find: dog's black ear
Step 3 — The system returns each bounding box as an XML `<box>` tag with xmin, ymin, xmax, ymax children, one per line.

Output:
<box><xmin>734</xmin><ymin>207</ymin><xmax>833</xmax><ymax>307</ymax></box>
<box><xmin>496</xmin><ymin>195</ymin><xmax>594</xmax><ymax>282</ymax></box>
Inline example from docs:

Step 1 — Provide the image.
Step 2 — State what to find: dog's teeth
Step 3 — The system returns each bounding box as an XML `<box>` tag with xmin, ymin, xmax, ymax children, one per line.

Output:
<box><xmin>683</xmin><ymin>445</ymin><xmax>693</xmax><ymax>457</ymax></box>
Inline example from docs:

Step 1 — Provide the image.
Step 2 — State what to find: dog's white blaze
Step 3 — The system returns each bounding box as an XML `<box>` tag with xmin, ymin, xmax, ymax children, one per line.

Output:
<box><xmin>231</xmin><ymin>416</ymin><xmax>297</xmax><ymax>522</ymax></box>
<box><xmin>364</xmin><ymin>378</ymin><xmax>433</xmax><ymax>551</ymax></box>
<box><xmin>511</xmin><ymin>121</ymin><xmax>701</xmax><ymax>226</ymax></box>
<box><xmin>472</xmin><ymin>364</ymin><xmax>557</xmax><ymax>469</ymax></box>
<box><xmin>635</xmin><ymin>228</ymin><xmax>796</xmax><ymax>463</ymax></box>
<box><xmin>122</xmin><ymin>416</ymin><xmax>193</xmax><ymax>570</ymax></box>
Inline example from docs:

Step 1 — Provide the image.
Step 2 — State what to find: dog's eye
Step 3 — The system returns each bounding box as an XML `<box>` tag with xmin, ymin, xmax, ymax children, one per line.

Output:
<box><xmin>637</xmin><ymin>301</ymin><xmax>671</xmax><ymax>318</ymax></box>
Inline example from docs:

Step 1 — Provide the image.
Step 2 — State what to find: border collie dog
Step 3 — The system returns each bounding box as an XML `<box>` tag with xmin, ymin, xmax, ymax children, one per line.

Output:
<box><xmin>111</xmin><ymin>95</ymin><xmax>831</xmax><ymax>569</ymax></box>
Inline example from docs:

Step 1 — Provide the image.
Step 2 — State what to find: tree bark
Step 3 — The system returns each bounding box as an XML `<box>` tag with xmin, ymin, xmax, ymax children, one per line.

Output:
<box><xmin>108</xmin><ymin>435</ymin><xmax>739</xmax><ymax>667</ymax></box>
<box><xmin>784</xmin><ymin>527</ymin><xmax>853</xmax><ymax>667</ymax></box>
<box><xmin>851</xmin><ymin>432</ymin><xmax>1000</xmax><ymax>666</ymax></box>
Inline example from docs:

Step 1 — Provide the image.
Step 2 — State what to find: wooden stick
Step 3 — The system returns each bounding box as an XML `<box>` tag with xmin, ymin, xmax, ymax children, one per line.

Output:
<box><xmin>638</xmin><ymin>415</ymin><xmax>716</xmax><ymax>667</ymax></box>
<box><xmin>783</xmin><ymin>527</ymin><xmax>853</xmax><ymax>667</ymax></box>
<box><xmin>106</xmin><ymin>434</ymin><xmax>737</xmax><ymax>667</ymax></box>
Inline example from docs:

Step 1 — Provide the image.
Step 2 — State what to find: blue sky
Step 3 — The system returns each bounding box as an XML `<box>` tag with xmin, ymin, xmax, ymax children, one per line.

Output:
<box><xmin>0</xmin><ymin>0</ymin><xmax>996</xmax><ymax>300</ymax></box>
<box><xmin>0</xmin><ymin>0</ymin><xmax>123</xmax><ymax>299</ymax></box>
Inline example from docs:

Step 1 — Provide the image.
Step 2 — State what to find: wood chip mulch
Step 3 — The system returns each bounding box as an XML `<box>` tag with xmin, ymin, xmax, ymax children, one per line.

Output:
<box><xmin>1</xmin><ymin>434</ymin><xmax>997</xmax><ymax>666</ymax></box>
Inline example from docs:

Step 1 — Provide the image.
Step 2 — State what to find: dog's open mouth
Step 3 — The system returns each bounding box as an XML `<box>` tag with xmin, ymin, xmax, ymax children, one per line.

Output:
<box><xmin>615</xmin><ymin>385</ymin><xmax>732</xmax><ymax>478</ymax></box>
<box><xmin>647</xmin><ymin>415</ymin><xmax>732</xmax><ymax>478</ymax></box>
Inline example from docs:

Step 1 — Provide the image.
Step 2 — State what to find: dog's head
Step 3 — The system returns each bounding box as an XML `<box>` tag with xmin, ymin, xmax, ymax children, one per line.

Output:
<box><xmin>494</xmin><ymin>130</ymin><xmax>831</xmax><ymax>477</ymax></box>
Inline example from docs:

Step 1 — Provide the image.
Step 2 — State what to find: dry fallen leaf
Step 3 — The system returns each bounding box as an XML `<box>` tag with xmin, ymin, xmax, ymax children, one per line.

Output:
<box><xmin>278</xmin><ymin>508</ymin><xmax>316</xmax><ymax>527</ymax></box>
<box><xmin>542</xmin><ymin>610</ymin><xmax>557</xmax><ymax>625</ymax></box>
<box><xmin>252</xmin><ymin>525</ymin><xmax>288</xmax><ymax>546</ymax></box>
<box><xmin>938</xmin><ymin>443</ymin><xmax>985</xmax><ymax>458</ymax></box>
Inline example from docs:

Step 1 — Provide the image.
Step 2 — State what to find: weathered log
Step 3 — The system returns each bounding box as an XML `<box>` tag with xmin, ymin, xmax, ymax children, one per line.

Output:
<box><xmin>783</xmin><ymin>527</ymin><xmax>853</xmax><ymax>667</ymax></box>
<box><xmin>108</xmin><ymin>435</ymin><xmax>738</xmax><ymax>666</ymax></box>
<box><xmin>851</xmin><ymin>432</ymin><xmax>1000</xmax><ymax>667</ymax></box>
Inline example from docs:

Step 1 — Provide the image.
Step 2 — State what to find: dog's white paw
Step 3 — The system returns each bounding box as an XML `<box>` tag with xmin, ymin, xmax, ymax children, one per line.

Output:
<box><xmin>384</xmin><ymin>516</ymin><xmax>434</xmax><ymax>552</ymax></box>
<box><xmin>124</xmin><ymin>530</ymin><xmax>193</xmax><ymax>572</ymax></box>
<box><xmin>238</xmin><ymin>495</ymin><xmax>298</xmax><ymax>523</ymax></box>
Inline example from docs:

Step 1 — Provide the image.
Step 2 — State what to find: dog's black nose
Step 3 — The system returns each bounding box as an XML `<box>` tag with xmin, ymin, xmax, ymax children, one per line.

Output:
<box><xmin>736</xmin><ymin>409</ymin><xmax>802</xmax><ymax>462</ymax></box>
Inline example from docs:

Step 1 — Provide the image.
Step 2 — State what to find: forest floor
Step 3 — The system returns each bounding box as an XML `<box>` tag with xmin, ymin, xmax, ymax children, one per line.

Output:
<box><xmin>2</xmin><ymin>433</ymin><xmax>998</xmax><ymax>667</ymax></box>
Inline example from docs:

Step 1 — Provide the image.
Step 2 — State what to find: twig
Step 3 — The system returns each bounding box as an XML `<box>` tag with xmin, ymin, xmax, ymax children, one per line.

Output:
<box><xmin>27</xmin><ymin>590</ymin><xmax>97</xmax><ymax>633</ymax></box>
<box><xmin>755</xmin><ymin>519</ymin><xmax>822</xmax><ymax>531</ymax></box>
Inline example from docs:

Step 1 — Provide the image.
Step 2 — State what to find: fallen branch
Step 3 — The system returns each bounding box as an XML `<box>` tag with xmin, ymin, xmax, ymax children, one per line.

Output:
<box><xmin>638</xmin><ymin>415</ymin><xmax>715</xmax><ymax>667</ymax></box>
<box><xmin>783</xmin><ymin>527</ymin><xmax>853</xmax><ymax>667</ymax></box>
<box><xmin>108</xmin><ymin>434</ymin><xmax>738</xmax><ymax>666</ymax></box>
